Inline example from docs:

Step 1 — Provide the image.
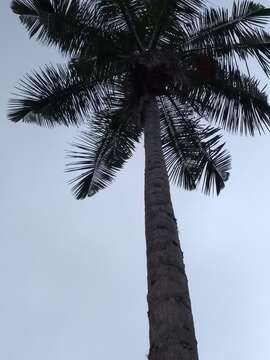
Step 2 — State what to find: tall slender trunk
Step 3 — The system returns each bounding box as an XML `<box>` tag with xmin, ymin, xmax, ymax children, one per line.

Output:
<box><xmin>143</xmin><ymin>96</ymin><xmax>199</xmax><ymax>360</ymax></box>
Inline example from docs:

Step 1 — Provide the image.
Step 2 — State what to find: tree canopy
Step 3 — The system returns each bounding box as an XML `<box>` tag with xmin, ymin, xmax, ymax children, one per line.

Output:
<box><xmin>9</xmin><ymin>0</ymin><xmax>270</xmax><ymax>198</ymax></box>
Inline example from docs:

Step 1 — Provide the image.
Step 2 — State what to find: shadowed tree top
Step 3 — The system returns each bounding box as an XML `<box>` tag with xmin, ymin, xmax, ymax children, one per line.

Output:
<box><xmin>8</xmin><ymin>0</ymin><xmax>270</xmax><ymax>198</ymax></box>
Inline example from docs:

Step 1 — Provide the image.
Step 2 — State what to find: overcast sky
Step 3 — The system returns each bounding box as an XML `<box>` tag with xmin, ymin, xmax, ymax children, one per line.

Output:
<box><xmin>1</xmin><ymin>0</ymin><xmax>270</xmax><ymax>359</ymax></box>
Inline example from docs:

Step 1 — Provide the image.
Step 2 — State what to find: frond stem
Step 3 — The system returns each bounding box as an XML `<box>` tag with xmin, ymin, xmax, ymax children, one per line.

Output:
<box><xmin>117</xmin><ymin>0</ymin><xmax>144</xmax><ymax>51</ymax></box>
<box><xmin>183</xmin><ymin>7</ymin><xmax>270</xmax><ymax>47</ymax></box>
<box><xmin>148</xmin><ymin>0</ymin><xmax>167</xmax><ymax>49</ymax></box>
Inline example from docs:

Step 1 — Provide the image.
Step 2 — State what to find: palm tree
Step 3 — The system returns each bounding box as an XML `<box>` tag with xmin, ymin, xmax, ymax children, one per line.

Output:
<box><xmin>9</xmin><ymin>0</ymin><xmax>270</xmax><ymax>358</ymax></box>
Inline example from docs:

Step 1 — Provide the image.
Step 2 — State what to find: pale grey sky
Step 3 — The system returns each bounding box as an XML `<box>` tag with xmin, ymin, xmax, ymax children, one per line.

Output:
<box><xmin>1</xmin><ymin>1</ymin><xmax>270</xmax><ymax>359</ymax></box>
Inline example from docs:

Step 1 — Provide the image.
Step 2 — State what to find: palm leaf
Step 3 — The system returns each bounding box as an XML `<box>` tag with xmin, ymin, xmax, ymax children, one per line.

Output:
<box><xmin>66</xmin><ymin>103</ymin><xmax>142</xmax><ymax>199</ymax></box>
<box><xmin>8</xmin><ymin>64</ymin><xmax>107</xmax><ymax>126</ymax></box>
<box><xmin>220</xmin><ymin>29</ymin><xmax>270</xmax><ymax>75</ymax></box>
<box><xmin>184</xmin><ymin>0</ymin><xmax>270</xmax><ymax>48</ymax></box>
<box><xmin>93</xmin><ymin>0</ymin><xmax>145</xmax><ymax>50</ymax></box>
<box><xmin>159</xmin><ymin>97</ymin><xmax>198</xmax><ymax>190</ymax></box>
<box><xmin>11</xmin><ymin>0</ymin><xmax>123</xmax><ymax>56</ymax></box>
<box><xmin>176</xmin><ymin>66</ymin><xmax>270</xmax><ymax>135</ymax></box>
<box><xmin>185</xmin><ymin>26</ymin><xmax>270</xmax><ymax>76</ymax></box>
<box><xmin>199</xmin><ymin>140</ymin><xmax>231</xmax><ymax>195</ymax></box>
<box><xmin>160</xmin><ymin>96</ymin><xmax>231</xmax><ymax>195</ymax></box>
<box><xmin>147</xmin><ymin>0</ymin><xmax>204</xmax><ymax>49</ymax></box>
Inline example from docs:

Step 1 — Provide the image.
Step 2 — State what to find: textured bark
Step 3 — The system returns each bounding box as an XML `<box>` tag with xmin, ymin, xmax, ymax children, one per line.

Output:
<box><xmin>143</xmin><ymin>97</ymin><xmax>199</xmax><ymax>360</ymax></box>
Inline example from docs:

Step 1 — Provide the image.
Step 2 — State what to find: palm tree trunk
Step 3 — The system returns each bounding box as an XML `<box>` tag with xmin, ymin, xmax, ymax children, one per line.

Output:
<box><xmin>143</xmin><ymin>96</ymin><xmax>199</xmax><ymax>360</ymax></box>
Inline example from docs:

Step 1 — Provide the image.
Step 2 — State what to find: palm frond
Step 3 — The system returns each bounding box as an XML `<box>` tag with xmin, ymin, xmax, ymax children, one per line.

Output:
<box><xmin>160</xmin><ymin>97</ymin><xmax>231</xmax><ymax>195</ymax></box>
<box><xmin>66</xmin><ymin>103</ymin><xmax>142</xmax><ymax>199</ymax></box>
<box><xmin>159</xmin><ymin>97</ymin><xmax>198</xmax><ymax>190</ymax></box>
<box><xmin>185</xmin><ymin>25</ymin><xmax>270</xmax><ymax>76</ymax></box>
<box><xmin>147</xmin><ymin>0</ymin><xmax>204</xmax><ymax>49</ymax></box>
<box><xmin>8</xmin><ymin>64</ymin><xmax>107</xmax><ymax>126</ymax></box>
<box><xmin>221</xmin><ymin>29</ymin><xmax>270</xmax><ymax>75</ymax></box>
<box><xmin>11</xmin><ymin>0</ymin><xmax>124</xmax><ymax>56</ymax></box>
<box><xmin>178</xmin><ymin>66</ymin><xmax>270</xmax><ymax>135</ymax></box>
<box><xmin>93</xmin><ymin>0</ymin><xmax>146</xmax><ymax>50</ymax></box>
<box><xmin>199</xmin><ymin>138</ymin><xmax>231</xmax><ymax>195</ymax></box>
<box><xmin>184</xmin><ymin>0</ymin><xmax>270</xmax><ymax>49</ymax></box>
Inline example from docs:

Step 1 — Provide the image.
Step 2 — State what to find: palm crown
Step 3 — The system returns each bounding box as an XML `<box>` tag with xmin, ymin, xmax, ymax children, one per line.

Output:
<box><xmin>9</xmin><ymin>0</ymin><xmax>270</xmax><ymax>199</ymax></box>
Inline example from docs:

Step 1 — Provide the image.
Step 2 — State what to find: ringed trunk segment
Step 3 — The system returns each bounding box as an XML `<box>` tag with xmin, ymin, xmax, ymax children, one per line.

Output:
<box><xmin>143</xmin><ymin>97</ymin><xmax>198</xmax><ymax>360</ymax></box>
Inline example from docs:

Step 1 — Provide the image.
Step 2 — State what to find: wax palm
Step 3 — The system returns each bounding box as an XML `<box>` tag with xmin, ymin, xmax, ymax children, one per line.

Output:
<box><xmin>9</xmin><ymin>0</ymin><xmax>270</xmax><ymax>359</ymax></box>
